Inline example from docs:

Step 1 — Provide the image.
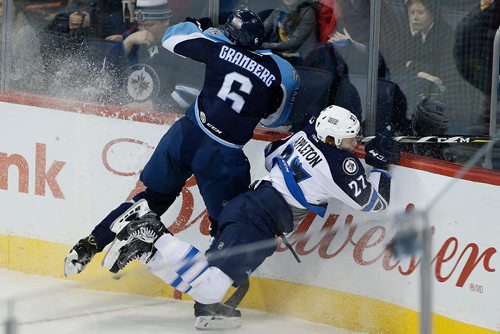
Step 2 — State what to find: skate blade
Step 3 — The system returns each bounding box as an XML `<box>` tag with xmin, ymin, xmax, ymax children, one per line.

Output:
<box><xmin>195</xmin><ymin>315</ymin><xmax>241</xmax><ymax>331</ymax></box>
<box><xmin>110</xmin><ymin>198</ymin><xmax>150</xmax><ymax>235</ymax></box>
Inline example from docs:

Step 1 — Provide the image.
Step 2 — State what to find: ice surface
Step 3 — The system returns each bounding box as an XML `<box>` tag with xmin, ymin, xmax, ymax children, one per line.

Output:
<box><xmin>0</xmin><ymin>269</ymin><xmax>362</xmax><ymax>334</ymax></box>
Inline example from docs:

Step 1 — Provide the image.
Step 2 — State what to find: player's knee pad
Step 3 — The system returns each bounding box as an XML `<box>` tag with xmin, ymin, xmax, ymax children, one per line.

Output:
<box><xmin>149</xmin><ymin>235</ymin><xmax>213</xmax><ymax>293</ymax></box>
<box><xmin>188</xmin><ymin>267</ymin><xmax>234</xmax><ymax>305</ymax></box>
<box><xmin>154</xmin><ymin>234</ymin><xmax>198</xmax><ymax>268</ymax></box>
<box><xmin>148</xmin><ymin>252</ymin><xmax>193</xmax><ymax>292</ymax></box>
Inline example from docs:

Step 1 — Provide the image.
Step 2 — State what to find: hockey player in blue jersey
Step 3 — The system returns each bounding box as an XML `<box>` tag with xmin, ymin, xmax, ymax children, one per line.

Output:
<box><xmin>101</xmin><ymin>105</ymin><xmax>401</xmax><ymax>329</ymax></box>
<box><xmin>64</xmin><ymin>10</ymin><xmax>299</xmax><ymax>277</ymax></box>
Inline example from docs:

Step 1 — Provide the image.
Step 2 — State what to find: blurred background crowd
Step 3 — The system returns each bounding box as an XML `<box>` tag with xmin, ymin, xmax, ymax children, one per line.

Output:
<box><xmin>0</xmin><ymin>0</ymin><xmax>499</xmax><ymax>167</ymax></box>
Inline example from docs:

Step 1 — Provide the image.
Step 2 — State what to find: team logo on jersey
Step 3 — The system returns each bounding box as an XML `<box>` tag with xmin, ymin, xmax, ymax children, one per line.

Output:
<box><xmin>342</xmin><ymin>158</ymin><xmax>358</xmax><ymax>175</ymax></box>
<box><xmin>126</xmin><ymin>64</ymin><xmax>160</xmax><ymax>102</ymax></box>
<box><xmin>208</xmin><ymin>27</ymin><xmax>222</xmax><ymax>35</ymax></box>
<box><xmin>199</xmin><ymin>111</ymin><xmax>207</xmax><ymax>123</ymax></box>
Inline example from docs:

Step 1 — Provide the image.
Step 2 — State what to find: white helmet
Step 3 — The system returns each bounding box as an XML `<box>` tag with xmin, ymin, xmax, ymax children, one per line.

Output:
<box><xmin>315</xmin><ymin>105</ymin><xmax>360</xmax><ymax>147</ymax></box>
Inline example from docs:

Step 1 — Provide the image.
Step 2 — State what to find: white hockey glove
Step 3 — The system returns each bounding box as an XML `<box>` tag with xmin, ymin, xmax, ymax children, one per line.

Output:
<box><xmin>64</xmin><ymin>235</ymin><xmax>98</xmax><ymax>276</ymax></box>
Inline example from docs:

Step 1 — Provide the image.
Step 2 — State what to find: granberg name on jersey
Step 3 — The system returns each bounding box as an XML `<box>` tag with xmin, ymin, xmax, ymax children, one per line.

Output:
<box><xmin>219</xmin><ymin>45</ymin><xmax>276</xmax><ymax>87</ymax></box>
<box><xmin>293</xmin><ymin>136</ymin><xmax>323</xmax><ymax>168</ymax></box>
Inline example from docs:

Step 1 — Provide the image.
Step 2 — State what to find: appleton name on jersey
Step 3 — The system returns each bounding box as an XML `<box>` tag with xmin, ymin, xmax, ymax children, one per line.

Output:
<box><xmin>263</xmin><ymin>120</ymin><xmax>391</xmax><ymax>217</ymax></box>
<box><xmin>162</xmin><ymin>22</ymin><xmax>299</xmax><ymax>148</ymax></box>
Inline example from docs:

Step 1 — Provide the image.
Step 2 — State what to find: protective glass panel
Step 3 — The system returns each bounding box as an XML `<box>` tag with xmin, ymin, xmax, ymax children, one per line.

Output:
<box><xmin>382</xmin><ymin>0</ymin><xmax>500</xmax><ymax>168</ymax></box>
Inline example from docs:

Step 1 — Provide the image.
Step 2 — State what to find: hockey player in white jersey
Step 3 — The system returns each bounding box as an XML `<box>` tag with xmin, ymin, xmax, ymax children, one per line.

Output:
<box><xmin>102</xmin><ymin>105</ymin><xmax>400</xmax><ymax>329</ymax></box>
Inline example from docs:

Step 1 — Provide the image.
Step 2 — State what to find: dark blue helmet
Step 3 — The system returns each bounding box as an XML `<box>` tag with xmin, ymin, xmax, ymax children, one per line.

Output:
<box><xmin>224</xmin><ymin>10</ymin><xmax>265</xmax><ymax>50</ymax></box>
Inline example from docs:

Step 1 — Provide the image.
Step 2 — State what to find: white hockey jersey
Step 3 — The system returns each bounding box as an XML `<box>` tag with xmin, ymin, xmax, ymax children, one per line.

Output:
<box><xmin>262</xmin><ymin>120</ymin><xmax>391</xmax><ymax>216</ymax></box>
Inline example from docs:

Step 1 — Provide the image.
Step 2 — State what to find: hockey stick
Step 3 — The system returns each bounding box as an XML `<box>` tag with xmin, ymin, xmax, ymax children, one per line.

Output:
<box><xmin>359</xmin><ymin>135</ymin><xmax>494</xmax><ymax>144</ymax></box>
<box><xmin>224</xmin><ymin>279</ymin><xmax>250</xmax><ymax>308</ymax></box>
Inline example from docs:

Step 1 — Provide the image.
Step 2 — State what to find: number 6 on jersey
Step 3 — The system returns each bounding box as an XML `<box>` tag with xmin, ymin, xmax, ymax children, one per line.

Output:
<box><xmin>217</xmin><ymin>72</ymin><xmax>253</xmax><ymax>113</ymax></box>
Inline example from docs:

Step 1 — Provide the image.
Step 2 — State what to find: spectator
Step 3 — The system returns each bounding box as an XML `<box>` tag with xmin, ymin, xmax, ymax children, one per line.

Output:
<box><xmin>262</xmin><ymin>0</ymin><xmax>318</xmax><ymax>64</ymax></box>
<box><xmin>317</xmin><ymin>0</ymin><xmax>337</xmax><ymax>43</ymax></box>
<box><xmin>454</xmin><ymin>0</ymin><xmax>500</xmax><ymax>134</ymax></box>
<box><xmin>40</xmin><ymin>0</ymin><xmax>99</xmax><ymax>86</ymax></box>
<box><xmin>68</xmin><ymin>10</ymin><xmax>93</xmax><ymax>40</ymax></box>
<box><xmin>395</xmin><ymin>0</ymin><xmax>458</xmax><ymax>121</ymax></box>
<box><xmin>332</xmin><ymin>0</ymin><xmax>403</xmax><ymax>70</ymax></box>
<box><xmin>404</xmin><ymin>0</ymin><xmax>453</xmax><ymax>89</ymax></box>
<box><xmin>52</xmin><ymin>0</ymin><xmax>130</xmax><ymax>40</ymax></box>
<box><xmin>333</xmin><ymin>0</ymin><xmax>371</xmax><ymax>44</ymax></box>
<box><xmin>390</xmin><ymin>0</ymin><xmax>463</xmax><ymax>160</ymax></box>
<box><xmin>45</xmin><ymin>0</ymin><xmax>99</xmax><ymax>44</ymax></box>
<box><xmin>39</xmin><ymin>0</ymin><xmax>130</xmax><ymax>102</ymax></box>
<box><xmin>122</xmin><ymin>0</ymin><xmax>172</xmax><ymax>57</ymax></box>
<box><xmin>118</xmin><ymin>0</ymin><xmax>205</xmax><ymax>112</ymax></box>
<box><xmin>44</xmin><ymin>0</ymin><xmax>129</xmax><ymax>45</ymax></box>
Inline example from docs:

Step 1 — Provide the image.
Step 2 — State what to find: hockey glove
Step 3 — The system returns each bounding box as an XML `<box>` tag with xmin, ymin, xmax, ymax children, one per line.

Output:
<box><xmin>364</xmin><ymin>126</ymin><xmax>401</xmax><ymax>170</ymax></box>
<box><xmin>64</xmin><ymin>235</ymin><xmax>98</xmax><ymax>276</ymax></box>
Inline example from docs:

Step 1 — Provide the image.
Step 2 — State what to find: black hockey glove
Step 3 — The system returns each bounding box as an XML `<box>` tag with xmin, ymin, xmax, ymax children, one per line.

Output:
<box><xmin>364</xmin><ymin>127</ymin><xmax>401</xmax><ymax>170</ymax></box>
<box><xmin>184</xmin><ymin>17</ymin><xmax>213</xmax><ymax>31</ymax></box>
<box><xmin>63</xmin><ymin>235</ymin><xmax>98</xmax><ymax>276</ymax></box>
<box><xmin>412</xmin><ymin>96</ymin><xmax>449</xmax><ymax>136</ymax></box>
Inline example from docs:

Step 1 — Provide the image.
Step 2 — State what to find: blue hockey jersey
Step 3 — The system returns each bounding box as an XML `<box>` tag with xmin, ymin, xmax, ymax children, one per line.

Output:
<box><xmin>162</xmin><ymin>22</ymin><xmax>300</xmax><ymax>148</ymax></box>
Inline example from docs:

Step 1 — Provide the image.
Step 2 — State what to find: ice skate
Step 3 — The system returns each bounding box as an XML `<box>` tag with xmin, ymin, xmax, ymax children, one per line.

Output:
<box><xmin>194</xmin><ymin>301</ymin><xmax>241</xmax><ymax>330</ymax></box>
<box><xmin>102</xmin><ymin>211</ymin><xmax>169</xmax><ymax>272</ymax></box>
